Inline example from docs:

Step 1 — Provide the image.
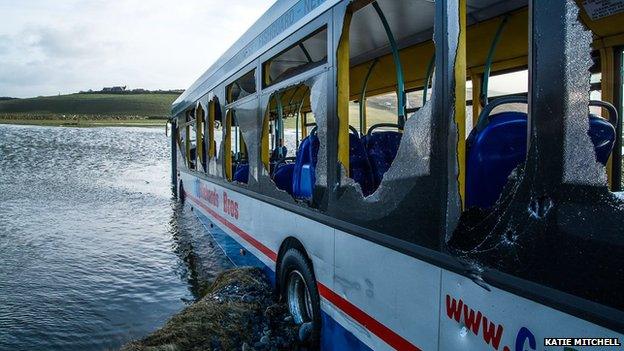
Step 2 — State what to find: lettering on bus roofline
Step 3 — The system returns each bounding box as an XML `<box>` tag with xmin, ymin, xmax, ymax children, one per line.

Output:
<box><xmin>198</xmin><ymin>184</ymin><xmax>239</xmax><ymax>220</ymax></box>
<box><xmin>227</xmin><ymin>0</ymin><xmax>326</xmax><ymax>72</ymax></box>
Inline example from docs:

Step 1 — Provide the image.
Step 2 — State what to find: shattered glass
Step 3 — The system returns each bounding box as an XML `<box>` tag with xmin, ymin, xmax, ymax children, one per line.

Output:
<box><xmin>448</xmin><ymin>0</ymin><xmax>624</xmax><ymax>311</ymax></box>
<box><xmin>234</xmin><ymin>100</ymin><xmax>260</xmax><ymax>188</ymax></box>
<box><xmin>256</xmin><ymin>73</ymin><xmax>329</xmax><ymax>206</ymax></box>
<box><xmin>562</xmin><ymin>2</ymin><xmax>607</xmax><ymax>185</ymax></box>
<box><xmin>326</xmin><ymin>0</ymin><xmax>463</xmax><ymax>250</ymax></box>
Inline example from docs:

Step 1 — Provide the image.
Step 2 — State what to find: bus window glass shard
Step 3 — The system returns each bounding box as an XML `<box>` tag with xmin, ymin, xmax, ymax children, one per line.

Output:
<box><xmin>227</xmin><ymin>110</ymin><xmax>249</xmax><ymax>184</ymax></box>
<box><xmin>185</xmin><ymin>110</ymin><xmax>197</xmax><ymax>171</ymax></box>
<box><xmin>259</xmin><ymin>75</ymin><xmax>327</xmax><ymax>205</ymax></box>
<box><xmin>263</xmin><ymin>27</ymin><xmax>328</xmax><ymax>87</ymax></box>
<box><xmin>208</xmin><ymin>97</ymin><xmax>225</xmax><ymax>178</ymax></box>
<box><xmin>449</xmin><ymin>0</ymin><xmax>624</xmax><ymax>312</ymax></box>
<box><xmin>562</xmin><ymin>8</ymin><xmax>608</xmax><ymax>185</ymax></box>
<box><xmin>227</xmin><ymin>70</ymin><xmax>256</xmax><ymax>104</ymax></box>
<box><xmin>327</xmin><ymin>0</ymin><xmax>442</xmax><ymax>249</ymax></box>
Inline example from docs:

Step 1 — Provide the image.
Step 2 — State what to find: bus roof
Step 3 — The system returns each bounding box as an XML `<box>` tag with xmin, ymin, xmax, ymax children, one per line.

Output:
<box><xmin>171</xmin><ymin>0</ymin><xmax>340</xmax><ymax>116</ymax></box>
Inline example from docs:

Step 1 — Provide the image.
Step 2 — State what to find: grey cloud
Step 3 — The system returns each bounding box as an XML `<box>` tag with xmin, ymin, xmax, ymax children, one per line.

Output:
<box><xmin>0</xmin><ymin>0</ymin><xmax>276</xmax><ymax>97</ymax></box>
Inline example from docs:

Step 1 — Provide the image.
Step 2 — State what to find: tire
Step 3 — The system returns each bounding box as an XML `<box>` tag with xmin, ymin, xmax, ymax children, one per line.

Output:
<box><xmin>279</xmin><ymin>248</ymin><xmax>322</xmax><ymax>347</ymax></box>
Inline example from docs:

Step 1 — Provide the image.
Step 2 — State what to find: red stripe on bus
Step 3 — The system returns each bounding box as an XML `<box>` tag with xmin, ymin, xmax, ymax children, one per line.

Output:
<box><xmin>185</xmin><ymin>191</ymin><xmax>421</xmax><ymax>351</ymax></box>
<box><xmin>186</xmin><ymin>192</ymin><xmax>278</xmax><ymax>262</ymax></box>
<box><xmin>318</xmin><ymin>283</ymin><xmax>422</xmax><ymax>351</ymax></box>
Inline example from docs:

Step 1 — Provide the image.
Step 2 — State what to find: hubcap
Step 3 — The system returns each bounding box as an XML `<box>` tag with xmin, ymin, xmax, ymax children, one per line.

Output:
<box><xmin>287</xmin><ymin>270</ymin><xmax>314</xmax><ymax>325</ymax></box>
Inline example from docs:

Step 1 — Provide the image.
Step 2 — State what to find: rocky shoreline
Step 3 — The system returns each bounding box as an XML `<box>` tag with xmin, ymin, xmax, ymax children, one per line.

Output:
<box><xmin>122</xmin><ymin>268</ymin><xmax>308</xmax><ymax>351</ymax></box>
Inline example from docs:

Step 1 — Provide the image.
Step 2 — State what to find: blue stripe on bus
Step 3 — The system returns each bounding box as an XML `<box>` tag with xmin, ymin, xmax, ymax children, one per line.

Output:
<box><xmin>194</xmin><ymin>209</ymin><xmax>276</xmax><ymax>285</ymax></box>
<box><xmin>322</xmin><ymin>311</ymin><xmax>373</xmax><ymax>351</ymax></box>
<box><xmin>192</xmin><ymin>205</ymin><xmax>372</xmax><ymax>351</ymax></box>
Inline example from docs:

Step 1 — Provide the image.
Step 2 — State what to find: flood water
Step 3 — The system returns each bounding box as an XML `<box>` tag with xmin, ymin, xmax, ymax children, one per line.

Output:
<box><xmin>0</xmin><ymin>125</ymin><xmax>231</xmax><ymax>351</ymax></box>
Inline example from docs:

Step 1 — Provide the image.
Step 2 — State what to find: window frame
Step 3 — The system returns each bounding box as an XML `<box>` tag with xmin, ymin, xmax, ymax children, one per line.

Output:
<box><xmin>226</xmin><ymin>68</ymin><xmax>258</xmax><ymax>105</ymax></box>
<box><xmin>262</xmin><ymin>25</ymin><xmax>329</xmax><ymax>89</ymax></box>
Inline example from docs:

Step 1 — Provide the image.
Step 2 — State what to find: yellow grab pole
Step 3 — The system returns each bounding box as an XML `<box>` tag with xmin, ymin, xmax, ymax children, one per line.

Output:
<box><xmin>600</xmin><ymin>47</ymin><xmax>615</xmax><ymax>188</ymax></box>
<box><xmin>337</xmin><ymin>10</ymin><xmax>352</xmax><ymax>176</ymax></box>
<box><xmin>455</xmin><ymin>0</ymin><xmax>467</xmax><ymax>207</ymax></box>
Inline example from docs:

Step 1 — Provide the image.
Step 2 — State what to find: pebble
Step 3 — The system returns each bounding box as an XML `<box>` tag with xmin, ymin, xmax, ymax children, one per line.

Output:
<box><xmin>298</xmin><ymin>322</ymin><xmax>313</xmax><ymax>342</ymax></box>
<box><xmin>254</xmin><ymin>341</ymin><xmax>266</xmax><ymax>349</ymax></box>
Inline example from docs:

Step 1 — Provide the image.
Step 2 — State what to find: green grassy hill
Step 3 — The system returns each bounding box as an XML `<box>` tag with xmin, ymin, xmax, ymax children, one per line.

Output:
<box><xmin>0</xmin><ymin>92</ymin><xmax>181</xmax><ymax>127</ymax></box>
<box><xmin>0</xmin><ymin>93</ymin><xmax>179</xmax><ymax>117</ymax></box>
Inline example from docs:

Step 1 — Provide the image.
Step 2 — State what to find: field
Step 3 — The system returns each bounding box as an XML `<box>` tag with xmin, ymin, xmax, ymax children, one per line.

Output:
<box><xmin>0</xmin><ymin>92</ymin><xmax>180</xmax><ymax>127</ymax></box>
<box><xmin>282</xmin><ymin>102</ymin><xmax>398</xmax><ymax>131</ymax></box>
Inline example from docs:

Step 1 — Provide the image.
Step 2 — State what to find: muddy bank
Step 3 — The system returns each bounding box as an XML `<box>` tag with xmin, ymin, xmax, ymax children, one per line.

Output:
<box><xmin>122</xmin><ymin>268</ymin><xmax>308</xmax><ymax>351</ymax></box>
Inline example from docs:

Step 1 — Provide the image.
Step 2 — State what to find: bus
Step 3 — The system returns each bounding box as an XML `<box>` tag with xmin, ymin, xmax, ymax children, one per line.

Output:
<box><xmin>169</xmin><ymin>0</ymin><xmax>624</xmax><ymax>350</ymax></box>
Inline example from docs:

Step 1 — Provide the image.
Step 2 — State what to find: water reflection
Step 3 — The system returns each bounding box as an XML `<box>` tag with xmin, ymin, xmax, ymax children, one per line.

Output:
<box><xmin>169</xmin><ymin>200</ymin><xmax>232</xmax><ymax>300</ymax></box>
<box><xmin>0</xmin><ymin>124</ymin><xmax>230</xmax><ymax>351</ymax></box>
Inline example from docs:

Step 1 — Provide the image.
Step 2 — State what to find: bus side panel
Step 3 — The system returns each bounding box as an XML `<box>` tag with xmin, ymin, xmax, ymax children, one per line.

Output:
<box><xmin>439</xmin><ymin>271</ymin><xmax>623</xmax><ymax>351</ymax></box>
<box><xmin>179</xmin><ymin>172</ymin><xmax>335</xmax><ymax>292</ymax></box>
<box><xmin>330</xmin><ymin>230</ymin><xmax>442</xmax><ymax>351</ymax></box>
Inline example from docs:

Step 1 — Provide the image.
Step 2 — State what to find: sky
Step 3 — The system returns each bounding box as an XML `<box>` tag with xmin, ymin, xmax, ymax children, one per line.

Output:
<box><xmin>0</xmin><ymin>0</ymin><xmax>275</xmax><ymax>98</ymax></box>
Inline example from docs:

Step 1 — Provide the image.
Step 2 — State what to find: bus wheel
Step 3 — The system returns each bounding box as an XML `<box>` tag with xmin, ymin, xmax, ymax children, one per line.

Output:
<box><xmin>279</xmin><ymin>248</ymin><xmax>321</xmax><ymax>346</ymax></box>
<box><xmin>178</xmin><ymin>181</ymin><xmax>185</xmax><ymax>203</ymax></box>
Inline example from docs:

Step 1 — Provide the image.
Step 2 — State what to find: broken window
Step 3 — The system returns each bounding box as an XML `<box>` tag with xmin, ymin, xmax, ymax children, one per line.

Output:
<box><xmin>449</xmin><ymin>0</ymin><xmax>624</xmax><ymax>312</ymax></box>
<box><xmin>195</xmin><ymin>103</ymin><xmax>206</xmax><ymax>172</ymax></box>
<box><xmin>262</xmin><ymin>27</ymin><xmax>327</xmax><ymax>87</ymax></box>
<box><xmin>225</xmin><ymin>109</ymin><xmax>249</xmax><ymax>184</ymax></box>
<box><xmin>226</xmin><ymin>69</ymin><xmax>256</xmax><ymax>104</ymax></box>
<box><xmin>336</xmin><ymin>1</ymin><xmax>439</xmax><ymax>199</ymax></box>
<box><xmin>465</xmin><ymin>63</ymin><xmax>616</xmax><ymax>208</ymax></box>
<box><xmin>207</xmin><ymin>97</ymin><xmax>224</xmax><ymax>178</ymax></box>
<box><xmin>326</xmin><ymin>0</ymin><xmax>445</xmax><ymax>248</ymax></box>
<box><xmin>261</xmin><ymin>82</ymin><xmax>314</xmax><ymax>198</ymax></box>
<box><xmin>183</xmin><ymin>110</ymin><xmax>197</xmax><ymax>171</ymax></box>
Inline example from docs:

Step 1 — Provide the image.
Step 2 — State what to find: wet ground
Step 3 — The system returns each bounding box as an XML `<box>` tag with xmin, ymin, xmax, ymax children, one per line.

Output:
<box><xmin>0</xmin><ymin>125</ymin><xmax>231</xmax><ymax>351</ymax></box>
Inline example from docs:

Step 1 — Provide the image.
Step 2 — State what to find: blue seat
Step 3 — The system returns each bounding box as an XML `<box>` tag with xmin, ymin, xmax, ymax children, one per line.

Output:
<box><xmin>349</xmin><ymin>133</ymin><xmax>375</xmax><ymax>196</ymax></box>
<box><xmin>466</xmin><ymin>112</ymin><xmax>616</xmax><ymax>208</ymax></box>
<box><xmin>364</xmin><ymin>131</ymin><xmax>402</xmax><ymax>189</ymax></box>
<box><xmin>292</xmin><ymin>135</ymin><xmax>320</xmax><ymax>199</ymax></box>
<box><xmin>273</xmin><ymin>163</ymin><xmax>295</xmax><ymax>195</ymax></box>
<box><xmin>588</xmin><ymin>114</ymin><xmax>616</xmax><ymax>163</ymax></box>
<box><xmin>233</xmin><ymin>163</ymin><xmax>249</xmax><ymax>184</ymax></box>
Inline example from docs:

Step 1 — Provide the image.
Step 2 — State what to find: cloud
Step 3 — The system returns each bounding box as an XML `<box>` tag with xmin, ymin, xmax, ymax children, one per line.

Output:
<box><xmin>0</xmin><ymin>0</ymin><xmax>275</xmax><ymax>98</ymax></box>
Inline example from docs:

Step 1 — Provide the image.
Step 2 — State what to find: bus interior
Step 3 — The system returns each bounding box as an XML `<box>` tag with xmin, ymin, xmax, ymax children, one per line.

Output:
<box><xmin>175</xmin><ymin>0</ymin><xmax>624</xmax><ymax>314</ymax></box>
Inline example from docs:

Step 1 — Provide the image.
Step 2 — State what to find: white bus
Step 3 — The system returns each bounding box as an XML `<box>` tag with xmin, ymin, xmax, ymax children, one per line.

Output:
<box><xmin>169</xmin><ymin>0</ymin><xmax>624</xmax><ymax>350</ymax></box>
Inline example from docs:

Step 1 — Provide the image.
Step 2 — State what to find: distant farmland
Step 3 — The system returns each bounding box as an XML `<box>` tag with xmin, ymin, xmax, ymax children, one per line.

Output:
<box><xmin>0</xmin><ymin>92</ymin><xmax>179</xmax><ymax>117</ymax></box>
<box><xmin>0</xmin><ymin>92</ymin><xmax>181</xmax><ymax>126</ymax></box>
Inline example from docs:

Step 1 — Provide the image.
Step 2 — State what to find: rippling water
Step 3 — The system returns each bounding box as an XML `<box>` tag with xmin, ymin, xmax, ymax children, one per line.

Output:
<box><xmin>0</xmin><ymin>125</ymin><xmax>231</xmax><ymax>351</ymax></box>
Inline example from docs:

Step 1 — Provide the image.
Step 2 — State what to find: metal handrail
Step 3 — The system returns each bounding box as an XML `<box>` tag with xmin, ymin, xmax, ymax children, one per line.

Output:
<box><xmin>359</xmin><ymin>59</ymin><xmax>379</xmax><ymax>135</ymax></box>
<box><xmin>475</xmin><ymin>96</ymin><xmax>619</xmax><ymax>132</ymax></box>
<box><xmin>481</xmin><ymin>16</ymin><xmax>510</xmax><ymax>107</ymax></box>
<box><xmin>372</xmin><ymin>1</ymin><xmax>406</xmax><ymax>129</ymax></box>
<box><xmin>423</xmin><ymin>53</ymin><xmax>435</xmax><ymax>105</ymax></box>
<box><xmin>367</xmin><ymin>123</ymin><xmax>400</xmax><ymax>136</ymax></box>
